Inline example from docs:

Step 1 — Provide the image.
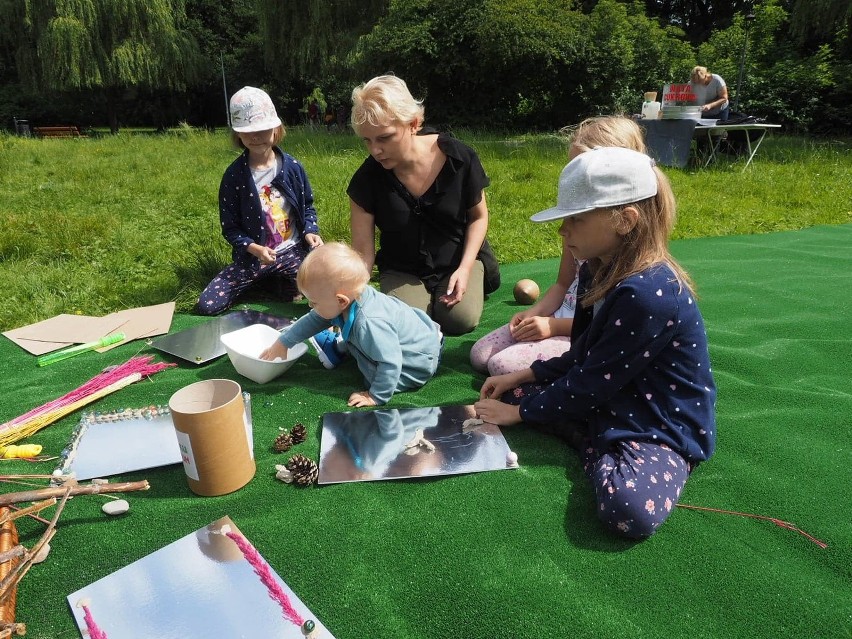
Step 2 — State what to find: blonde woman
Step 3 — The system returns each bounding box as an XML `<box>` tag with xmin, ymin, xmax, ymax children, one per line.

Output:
<box><xmin>689</xmin><ymin>66</ymin><xmax>730</xmax><ymax>121</ymax></box>
<box><xmin>347</xmin><ymin>75</ymin><xmax>500</xmax><ymax>335</ymax></box>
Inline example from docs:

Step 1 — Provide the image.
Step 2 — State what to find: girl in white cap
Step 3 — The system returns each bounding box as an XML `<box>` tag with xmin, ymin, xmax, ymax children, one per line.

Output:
<box><xmin>197</xmin><ymin>86</ymin><xmax>323</xmax><ymax>315</ymax></box>
<box><xmin>475</xmin><ymin>147</ymin><xmax>716</xmax><ymax>539</ymax></box>
<box><xmin>470</xmin><ymin>116</ymin><xmax>646</xmax><ymax>376</ymax></box>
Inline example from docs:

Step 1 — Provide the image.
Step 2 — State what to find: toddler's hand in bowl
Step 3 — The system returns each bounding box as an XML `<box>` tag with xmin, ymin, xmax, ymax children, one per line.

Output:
<box><xmin>260</xmin><ymin>340</ymin><xmax>288</xmax><ymax>361</ymax></box>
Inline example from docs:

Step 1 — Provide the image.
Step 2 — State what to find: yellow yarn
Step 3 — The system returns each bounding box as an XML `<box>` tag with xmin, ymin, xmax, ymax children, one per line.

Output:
<box><xmin>0</xmin><ymin>444</ymin><xmax>43</xmax><ymax>459</ymax></box>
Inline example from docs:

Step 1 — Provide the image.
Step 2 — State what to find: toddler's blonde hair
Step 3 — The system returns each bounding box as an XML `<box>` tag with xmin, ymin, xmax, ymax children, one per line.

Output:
<box><xmin>297</xmin><ymin>242</ymin><xmax>370</xmax><ymax>298</ymax></box>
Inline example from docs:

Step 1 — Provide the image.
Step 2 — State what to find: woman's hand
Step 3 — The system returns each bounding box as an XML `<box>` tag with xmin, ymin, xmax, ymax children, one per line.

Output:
<box><xmin>260</xmin><ymin>340</ymin><xmax>288</xmax><ymax>361</ymax></box>
<box><xmin>510</xmin><ymin>315</ymin><xmax>554</xmax><ymax>341</ymax></box>
<box><xmin>304</xmin><ymin>233</ymin><xmax>323</xmax><ymax>248</ymax></box>
<box><xmin>348</xmin><ymin>390</ymin><xmax>377</xmax><ymax>407</ymax></box>
<box><xmin>439</xmin><ymin>267</ymin><xmax>470</xmax><ymax>308</ymax></box>
<box><xmin>472</xmin><ymin>399</ymin><xmax>522</xmax><ymax>426</ymax></box>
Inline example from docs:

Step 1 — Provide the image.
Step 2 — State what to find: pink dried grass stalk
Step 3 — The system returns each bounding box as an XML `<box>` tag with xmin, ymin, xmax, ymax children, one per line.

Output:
<box><xmin>81</xmin><ymin>603</ymin><xmax>109</xmax><ymax>639</ymax></box>
<box><xmin>225</xmin><ymin>530</ymin><xmax>305</xmax><ymax>627</ymax></box>
<box><xmin>0</xmin><ymin>356</ymin><xmax>174</xmax><ymax>447</ymax></box>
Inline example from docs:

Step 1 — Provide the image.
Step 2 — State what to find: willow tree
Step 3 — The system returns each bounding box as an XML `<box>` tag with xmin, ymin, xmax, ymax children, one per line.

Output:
<box><xmin>8</xmin><ymin>0</ymin><xmax>202</xmax><ymax>132</ymax></box>
<box><xmin>257</xmin><ymin>0</ymin><xmax>388</xmax><ymax>80</ymax></box>
<box><xmin>790</xmin><ymin>0</ymin><xmax>851</xmax><ymax>45</ymax></box>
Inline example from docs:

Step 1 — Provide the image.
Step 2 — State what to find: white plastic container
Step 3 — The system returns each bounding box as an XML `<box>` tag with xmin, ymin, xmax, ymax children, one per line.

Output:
<box><xmin>641</xmin><ymin>101</ymin><xmax>661</xmax><ymax>120</ymax></box>
<box><xmin>220</xmin><ymin>324</ymin><xmax>307</xmax><ymax>384</ymax></box>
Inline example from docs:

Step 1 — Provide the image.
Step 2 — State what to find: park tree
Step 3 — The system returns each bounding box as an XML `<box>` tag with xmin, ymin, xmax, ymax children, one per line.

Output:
<box><xmin>4</xmin><ymin>0</ymin><xmax>203</xmax><ymax>132</ymax></box>
<box><xmin>640</xmin><ymin>0</ymin><xmax>752</xmax><ymax>43</ymax></box>
<box><xmin>789</xmin><ymin>0</ymin><xmax>852</xmax><ymax>43</ymax></box>
<box><xmin>183</xmin><ymin>0</ymin><xmax>266</xmax><ymax>127</ymax></box>
<box><xmin>352</xmin><ymin>0</ymin><xmax>696</xmax><ymax>128</ymax></box>
<box><xmin>257</xmin><ymin>0</ymin><xmax>389</xmax><ymax>81</ymax></box>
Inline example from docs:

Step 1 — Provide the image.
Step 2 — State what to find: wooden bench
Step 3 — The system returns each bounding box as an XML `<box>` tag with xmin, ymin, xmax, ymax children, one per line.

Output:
<box><xmin>33</xmin><ymin>126</ymin><xmax>84</xmax><ymax>138</ymax></box>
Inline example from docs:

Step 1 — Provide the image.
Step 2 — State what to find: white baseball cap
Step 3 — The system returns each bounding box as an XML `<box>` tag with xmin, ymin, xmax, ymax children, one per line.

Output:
<box><xmin>230</xmin><ymin>86</ymin><xmax>282</xmax><ymax>133</ymax></box>
<box><xmin>531</xmin><ymin>147</ymin><xmax>658</xmax><ymax>222</ymax></box>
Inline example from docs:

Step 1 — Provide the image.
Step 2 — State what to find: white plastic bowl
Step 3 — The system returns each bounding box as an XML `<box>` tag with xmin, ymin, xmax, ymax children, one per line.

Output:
<box><xmin>220</xmin><ymin>324</ymin><xmax>307</xmax><ymax>384</ymax></box>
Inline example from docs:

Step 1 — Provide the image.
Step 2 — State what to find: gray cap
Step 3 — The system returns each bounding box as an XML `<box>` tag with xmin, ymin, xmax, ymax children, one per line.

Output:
<box><xmin>531</xmin><ymin>147</ymin><xmax>658</xmax><ymax>222</ymax></box>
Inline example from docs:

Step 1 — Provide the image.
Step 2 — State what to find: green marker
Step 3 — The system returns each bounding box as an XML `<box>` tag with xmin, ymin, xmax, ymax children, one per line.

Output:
<box><xmin>37</xmin><ymin>332</ymin><xmax>127</xmax><ymax>367</ymax></box>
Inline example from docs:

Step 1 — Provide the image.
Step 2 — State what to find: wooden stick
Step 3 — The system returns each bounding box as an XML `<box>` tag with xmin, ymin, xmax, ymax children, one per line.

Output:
<box><xmin>0</xmin><ymin>480</ymin><xmax>149</xmax><ymax>508</ymax></box>
<box><xmin>0</xmin><ymin>548</ymin><xmax>24</xmax><ymax>566</ymax></box>
<box><xmin>0</xmin><ymin>508</ymin><xmax>20</xmax><ymax>627</ymax></box>
<box><xmin>0</xmin><ymin>499</ymin><xmax>57</xmax><ymax>526</ymax></box>
<box><xmin>0</xmin><ymin>488</ymin><xmax>71</xmax><ymax>604</ymax></box>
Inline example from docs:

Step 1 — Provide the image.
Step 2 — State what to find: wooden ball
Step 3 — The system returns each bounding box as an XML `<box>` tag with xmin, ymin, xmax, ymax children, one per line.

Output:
<box><xmin>513</xmin><ymin>279</ymin><xmax>540</xmax><ymax>304</ymax></box>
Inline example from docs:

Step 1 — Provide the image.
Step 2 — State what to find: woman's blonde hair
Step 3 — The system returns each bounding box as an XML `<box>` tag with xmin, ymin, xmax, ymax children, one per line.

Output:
<box><xmin>581</xmin><ymin>168</ymin><xmax>695</xmax><ymax>307</ymax></box>
<box><xmin>350</xmin><ymin>75</ymin><xmax>425</xmax><ymax>135</ymax></box>
<box><xmin>690</xmin><ymin>66</ymin><xmax>710</xmax><ymax>82</ymax></box>
<box><xmin>565</xmin><ymin>116</ymin><xmax>646</xmax><ymax>156</ymax></box>
<box><xmin>231</xmin><ymin>124</ymin><xmax>286</xmax><ymax>150</ymax></box>
<box><xmin>297</xmin><ymin>242</ymin><xmax>371</xmax><ymax>297</ymax></box>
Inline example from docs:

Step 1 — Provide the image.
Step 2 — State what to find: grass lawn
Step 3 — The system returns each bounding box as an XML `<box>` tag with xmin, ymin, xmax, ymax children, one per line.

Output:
<box><xmin>0</xmin><ymin>129</ymin><xmax>849</xmax><ymax>638</ymax></box>
<box><xmin>0</xmin><ymin>128</ymin><xmax>850</xmax><ymax>330</ymax></box>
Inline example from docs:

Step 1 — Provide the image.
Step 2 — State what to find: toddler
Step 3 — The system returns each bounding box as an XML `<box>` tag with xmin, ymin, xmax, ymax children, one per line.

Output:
<box><xmin>261</xmin><ymin>243</ymin><xmax>443</xmax><ymax>407</ymax></box>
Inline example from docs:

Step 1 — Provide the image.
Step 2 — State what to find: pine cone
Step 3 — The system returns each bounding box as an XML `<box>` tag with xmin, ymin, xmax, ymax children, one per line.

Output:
<box><xmin>272</xmin><ymin>432</ymin><xmax>293</xmax><ymax>453</ymax></box>
<box><xmin>285</xmin><ymin>453</ymin><xmax>318</xmax><ymax>486</ymax></box>
<box><xmin>291</xmin><ymin>423</ymin><xmax>307</xmax><ymax>444</ymax></box>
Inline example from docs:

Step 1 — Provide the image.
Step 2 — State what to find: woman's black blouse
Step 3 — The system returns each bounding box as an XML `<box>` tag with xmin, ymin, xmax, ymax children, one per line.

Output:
<box><xmin>347</xmin><ymin>131</ymin><xmax>490</xmax><ymax>291</ymax></box>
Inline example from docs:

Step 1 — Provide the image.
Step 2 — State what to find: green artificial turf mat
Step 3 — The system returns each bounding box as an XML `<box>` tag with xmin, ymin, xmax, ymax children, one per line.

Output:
<box><xmin>1</xmin><ymin>224</ymin><xmax>850</xmax><ymax>638</ymax></box>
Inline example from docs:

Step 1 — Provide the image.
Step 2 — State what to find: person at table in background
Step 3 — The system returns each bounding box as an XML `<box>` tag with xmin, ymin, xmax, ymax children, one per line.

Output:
<box><xmin>260</xmin><ymin>242</ymin><xmax>443</xmax><ymax>407</ymax></box>
<box><xmin>347</xmin><ymin>74</ymin><xmax>500</xmax><ymax>336</ymax></box>
<box><xmin>470</xmin><ymin>116</ymin><xmax>646</xmax><ymax>376</ymax></box>
<box><xmin>689</xmin><ymin>66</ymin><xmax>730</xmax><ymax>121</ymax></box>
<box><xmin>474</xmin><ymin>147</ymin><xmax>716</xmax><ymax>539</ymax></box>
<box><xmin>196</xmin><ymin>86</ymin><xmax>322</xmax><ymax>315</ymax></box>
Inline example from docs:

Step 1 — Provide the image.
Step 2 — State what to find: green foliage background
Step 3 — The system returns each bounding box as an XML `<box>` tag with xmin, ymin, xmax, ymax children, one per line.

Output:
<box><xmin>0</xmin><ymin>0</ymin><xmax>850</xmax><ymax>133</ymax></box>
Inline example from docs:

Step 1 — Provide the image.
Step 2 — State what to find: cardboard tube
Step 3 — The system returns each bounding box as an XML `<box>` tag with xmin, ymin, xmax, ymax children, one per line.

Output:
<box><xmin>169</xmin><ymin>379</ymin><xmax>255</xmax><ymax>496</ymax></box>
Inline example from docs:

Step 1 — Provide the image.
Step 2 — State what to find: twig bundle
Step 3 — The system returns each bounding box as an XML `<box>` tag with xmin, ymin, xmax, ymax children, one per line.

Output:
<box><xmin>0</xmin><ymin>356</ymin><xmax>175</xmax><ymax>448</ymax></box>
<box><xmin>0</xmin><ymin>508</ymin><xmax>21</xmax><ymax>635</ymax></box>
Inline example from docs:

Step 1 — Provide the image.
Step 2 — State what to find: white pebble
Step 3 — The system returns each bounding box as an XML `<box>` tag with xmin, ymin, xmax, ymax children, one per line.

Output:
<box><xmin>275</xmin><ymin>464</ymin><xmax>294</xmax><ymax>483</ymax></box>
<box><xmin>91</xmin><ymin>478</ymin><xmax>109</xmax><ymax>485</ymax></box>
<box><xmin>507</xmin><ymin>451</ymin><xmax>519</xmax><ymax>468</ymax></box>
<box><xmin>102</xmin><ymin>499</ymin><xmax>129</xmax><ymax>516</ymax></box>
<box><xmin>32</xmin><ymin>543</ymin><xmax>51</xmax><ymax>564</ymax></box>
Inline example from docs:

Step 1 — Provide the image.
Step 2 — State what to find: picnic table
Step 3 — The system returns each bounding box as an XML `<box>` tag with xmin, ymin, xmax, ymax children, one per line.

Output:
<box><xmin>638</xmin><ymin>119</ymin><xmax>781</xmax><ymax>170</ymax></box>
<box><xmin>695</xmin><ymin>122</ymin><xmax>782</xmax><ymax>169</ymax></box>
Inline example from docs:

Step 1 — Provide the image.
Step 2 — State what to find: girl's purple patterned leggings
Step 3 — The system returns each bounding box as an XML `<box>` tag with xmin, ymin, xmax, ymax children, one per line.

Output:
<box><xmin>503</xmin><ymin>382</ymin><xmax>692</xmax><ymax>539</ymax></box>
<box><xmin>196</xmin><ymin>243</ymin><xmax>307</xmax><ymax>316</ymax></box>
